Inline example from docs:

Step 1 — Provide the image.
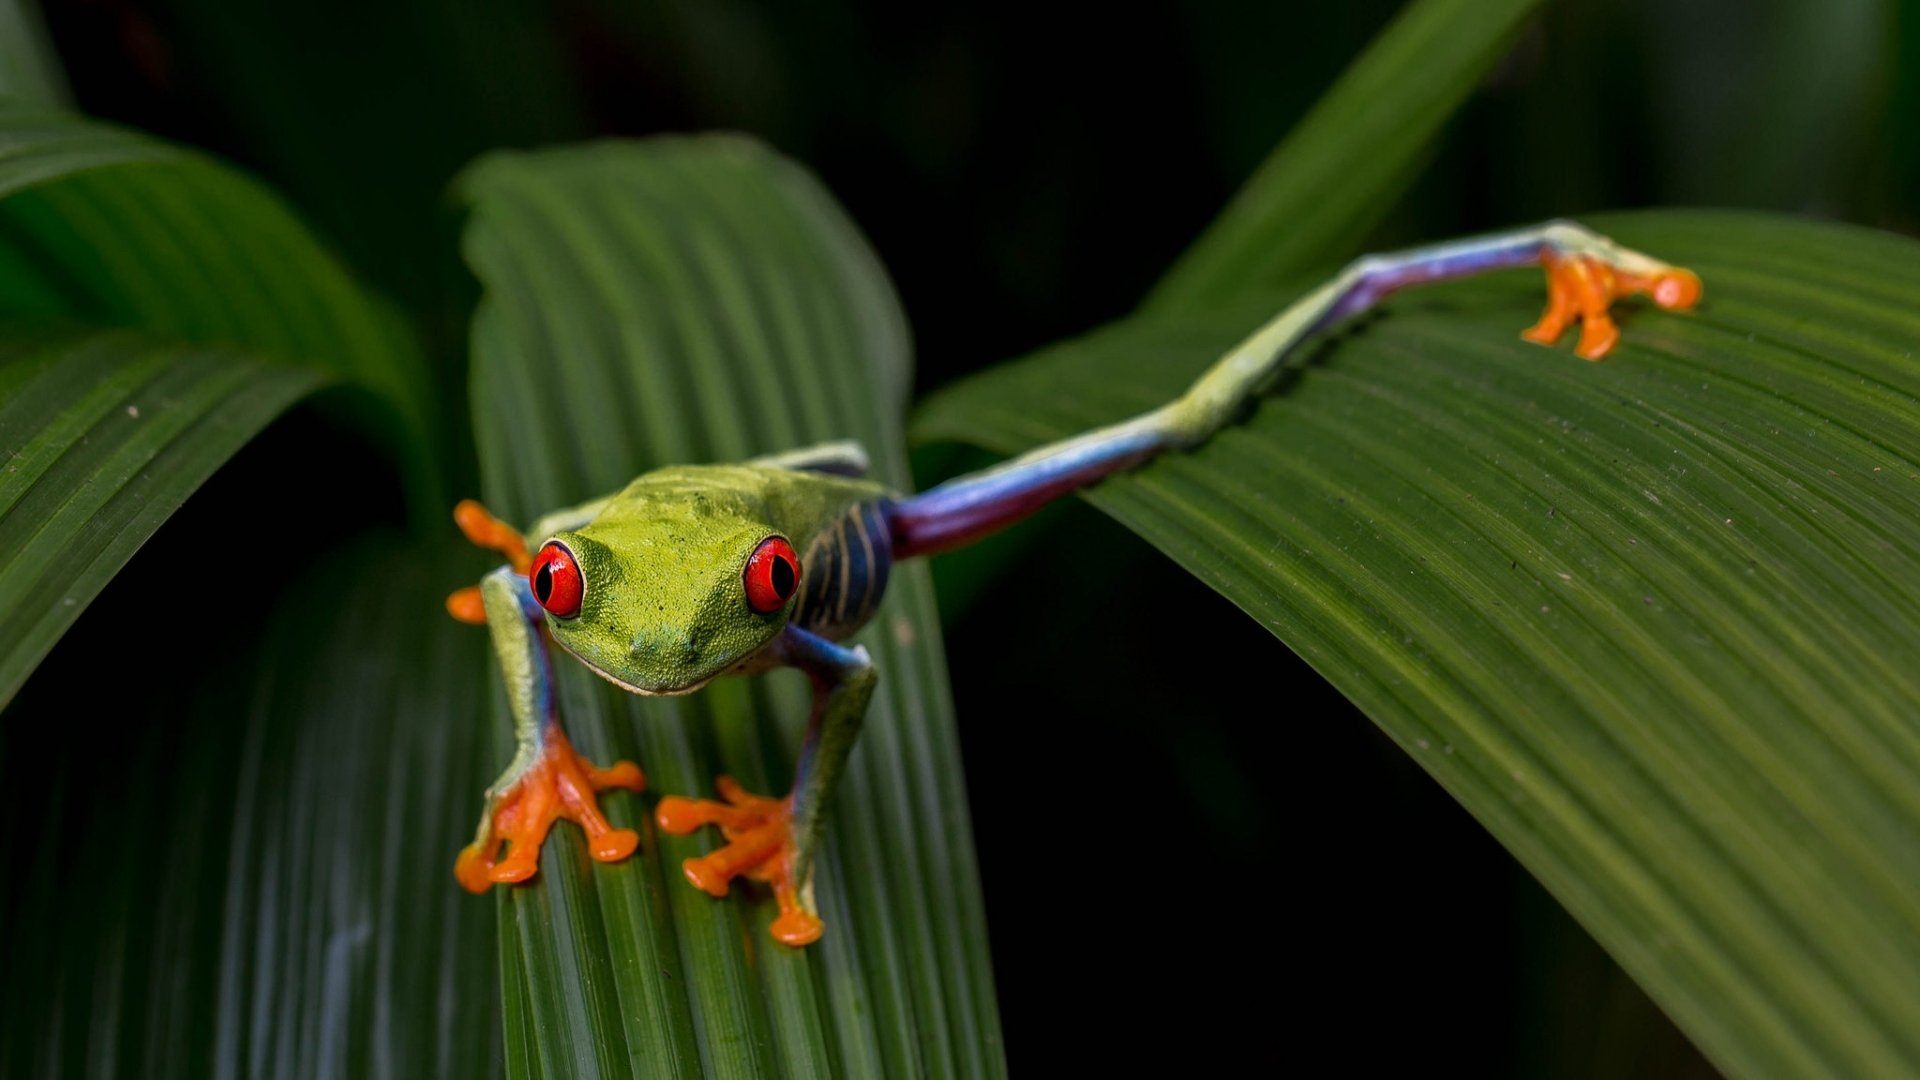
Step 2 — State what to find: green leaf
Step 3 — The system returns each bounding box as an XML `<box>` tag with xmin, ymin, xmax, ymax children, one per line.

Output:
<box><xmin>1144</xmin><ymin>0</ymin><xmax>1543</xmax><ymax>312</ymax></box>
<box><xmin>0</xmin><ymin>104</ymin><xmax>443</xmax><ymax>510</ymax></box>
<box><xmin>911</xmin><ymin>209</ymin><xmax>1920</xmax><ymax>1078</ymax></box>
<box><xmin>0</xmin><ymin>326</ymin><xmax>320</xmax><ymax>706</ymax></box>
<box><xmin>460</xmin><ymin>138</ymin><xmax>1002</xmax><ymax>1076</ymax></box>
<box><xmin>0</xmin><ymin>0</ymin><xmax>72</xmax><ymax>107</ymax></box>
<box><xmin>0</xmin><ymin>538</ymin><xmax>501</xmax><ymax>1077</ymax></box>
<box><xmin>0</xmin><ymin>105</ymin><xmax>449</xmax><ymax>704</ymax></box>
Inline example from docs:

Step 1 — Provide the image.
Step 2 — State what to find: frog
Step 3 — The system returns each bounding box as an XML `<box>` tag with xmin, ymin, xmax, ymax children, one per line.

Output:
<box><xmin>446</xmin><ymin>220</ymin><xmax>1702</xmax><ymax>946</ymax></box>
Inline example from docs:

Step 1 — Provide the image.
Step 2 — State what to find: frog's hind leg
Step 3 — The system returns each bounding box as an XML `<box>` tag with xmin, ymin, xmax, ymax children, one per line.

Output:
<box><xmin>887</xmin><ymin>221</ymin><xmax>1700</xmax><ymax>557</ymax></box>
<box><xmin>454</xmin><ymin>567</ymin><xmax>646</xmax><ymax>892</ymax></box>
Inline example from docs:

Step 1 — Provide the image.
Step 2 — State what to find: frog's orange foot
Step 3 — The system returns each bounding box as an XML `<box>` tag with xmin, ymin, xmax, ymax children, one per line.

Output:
<box><xmin>446</xmin><ymin>499</ymin><xmax>533</xmax><ymax>625</ymax></box>
<box><xmin>455</xmin><ymin>729</ymin><xmax>646</xmax><ymax>893</ymax></box>
<box><xmin>656</xmin><ymin>776</ymin><xmax>823</xmax><ymax>946</ymax></box>
<box><xmin>1523</xmin><ymin>251</ymin><xmax>1702</xmax><ymax>361</ymax></box>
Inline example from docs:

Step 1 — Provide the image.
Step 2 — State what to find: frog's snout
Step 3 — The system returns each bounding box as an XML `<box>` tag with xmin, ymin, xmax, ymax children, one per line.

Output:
<box><xmin>629</xmin><ymin>628</ymin><xmax>707</xmax><ymax>667</ymax></box>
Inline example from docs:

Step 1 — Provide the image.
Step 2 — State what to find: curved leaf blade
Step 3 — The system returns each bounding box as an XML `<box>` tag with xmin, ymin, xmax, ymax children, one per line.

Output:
<box><xmin>0</xmin><ymin>0</ymin><xmax>72</xmax><ymax>107</ymax></box>
<box><xmin>912</xmin><ymin>210</ymin><xmax>1920</xmax><ymax>1078</ymax></box>
<box><xmin>0</xmin><ymin>105</ymin><xmax>450</xmax><ymax>705</ymax></box>
<box><xmin>0</xmin><ymin>104</ymin><xmax>442</xmax><ymax>511</ymax></box>
<box><xmin>460</xmin><ymin>137</ymin><xmax>1002</xmax><ymax>1077</ymax></box>
<box><xmin>1144</xmin><ymin>0</ymin><xmax>1542</xmax><ymax>312</ymax></box>
<box><xmin>0</xmin><ymin>326</ymin><xmax>321</xmax><ymax>706</ymax></box>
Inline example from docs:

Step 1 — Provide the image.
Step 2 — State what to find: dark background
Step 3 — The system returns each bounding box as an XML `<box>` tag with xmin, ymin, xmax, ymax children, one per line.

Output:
<box><xmin>31</xmin><ymin>0</ymin><xmax>1919</xmax><ymax>1072</ymax></box>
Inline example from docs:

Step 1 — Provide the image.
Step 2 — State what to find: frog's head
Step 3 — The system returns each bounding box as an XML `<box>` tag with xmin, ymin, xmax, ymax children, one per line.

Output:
<box><xmin>526</xmin><ymin>509</ymin><xmax>801</xmax><ymax>695</ymax></box>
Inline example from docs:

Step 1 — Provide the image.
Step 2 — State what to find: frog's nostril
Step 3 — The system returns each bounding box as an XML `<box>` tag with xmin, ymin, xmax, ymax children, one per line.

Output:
<box><xmin>683</xmin><ymin>625</ymin><xmax>710</xmax><ymax>662</ymax></box>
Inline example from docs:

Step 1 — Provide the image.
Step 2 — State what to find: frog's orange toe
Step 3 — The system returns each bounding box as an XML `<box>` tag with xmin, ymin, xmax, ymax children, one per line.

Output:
<box><xmin>489</xmin><ymin>852</ymin><xmax>541</xmax><ymax>884</ymax></box>
<box><xmin>454</xmin><ymin>499</ymin><xmax>532</xmax><ymax>572</ymax></box>
<box><xmin>657</xmin><ymin>776</ymin><xmax>821</xmax><ymax>946</ymax></box>
<box><xmin>771</xmin><ymin>905</ymin><xmax>824</xmax><ymax>947</ymax></box>
<box><xmin>682</xmin><ymin>855</ymin><xmax>734</xmax><ymax>898</ymax></box>
<box><xmin>454</xmin><ymin>728</ymin><xmax>645</xmax><ymax>893</ymax></box>
<box><xmin>446</xmin><ymin>586</ymin><xmax>488</xmax><ymax>625</ymax></box>
<box><xmin>455</xmin><ymin>842</ymin><xmax>497</xmax><ymax>894</ymax></box>
<box><xmin>1648</xmin><ymin>267</ymin><xmax>1703</xmax><ymax>310</ymax></box>
<box><xmin>589</xmin><ymin>828</ymin><xmax>640</xmax><ymax>862</ymax></box>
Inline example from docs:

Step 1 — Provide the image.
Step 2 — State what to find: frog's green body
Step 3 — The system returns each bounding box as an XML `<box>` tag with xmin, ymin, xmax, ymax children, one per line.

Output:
<box><xmin>452</xmin><ymin>221</ymin><xmax>1703</xmax><ymax>947</ymax></box>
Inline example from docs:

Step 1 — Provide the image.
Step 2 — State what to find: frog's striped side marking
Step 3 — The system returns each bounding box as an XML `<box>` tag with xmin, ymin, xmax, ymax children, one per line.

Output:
<box><xmin>793</xmin><ymin>500</ymin><xmax>894</xmax><ymax>641</ymax></box>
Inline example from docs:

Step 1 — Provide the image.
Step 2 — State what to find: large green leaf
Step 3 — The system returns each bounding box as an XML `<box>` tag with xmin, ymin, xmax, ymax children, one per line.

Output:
<box><xmin>0</xmin><ymin>538</ymin><xmax>499</xmax><ymax>1077</ymax></box>
<box><xmin>0</xmin><ymin>104</ymin><xmax>441</xmax><ymax>501</ymax></box>
<box><xmin>460</xmin><ymin>137</ymin><xmax>1001</xmax><ymax>1076</ymax></box>
<box><xmin>0</xmin><ymin>0</ymin><xmax>71</xmax><ymax>107</ymax></box>
<box><xmin>1143</xmin><ymin>0</ymin><xmax>1543</xmax><ymax>312</ymax></box>
<box><xmin>0</xmin><ymin>106</ymin><xmax>444</xmax><ymax>707</ymax></box>
<box><xmin>0</xmin><ymin>327</ymin><xmax>320</xmax><ymax>705</ymax></box>
<box><xmin>911</xmin><ymin>210</ymin><xmax>1920</xmax><ymax>1078</ymax></box>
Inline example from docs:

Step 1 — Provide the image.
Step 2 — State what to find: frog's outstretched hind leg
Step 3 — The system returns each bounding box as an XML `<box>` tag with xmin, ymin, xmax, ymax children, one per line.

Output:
<box><xmin>886</xmin><ymin>221</ymin><xmax>1700</xmax><ymax>557</ymax></box>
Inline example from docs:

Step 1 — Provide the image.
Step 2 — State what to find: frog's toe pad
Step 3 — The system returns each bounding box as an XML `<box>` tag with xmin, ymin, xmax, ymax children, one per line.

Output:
<box><xmin>454</xmin><ymin>730</ymin><xmax>646</xmax><ymax>894</ymax></box>
<box><xmin>771</xmin><ymin>907</ymin><xmax>824</xmax><ymax>947</ymax></box>
<box><xmin>656</xmin><ymin>776</ymin><xmax>822</xmax><ymax>947</ymax></box>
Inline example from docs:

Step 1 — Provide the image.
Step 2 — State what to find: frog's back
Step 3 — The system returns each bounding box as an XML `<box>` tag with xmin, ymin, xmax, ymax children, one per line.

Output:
<box><xmin>598</xmin><ymin>463</ymin><xmax>898</xmax><ymax>643</ymax></box>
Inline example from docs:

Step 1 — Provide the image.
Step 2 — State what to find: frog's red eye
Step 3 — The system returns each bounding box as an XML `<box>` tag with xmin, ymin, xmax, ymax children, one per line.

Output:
<box><xmin>529</xmin><ymin>541</ymin><xmax>583</xmax><ymax>618</ymax></box>
<box><xmin>744</xmin><ymin>536</ymin><xmax>800</xmax><ymax>614</ymax></box>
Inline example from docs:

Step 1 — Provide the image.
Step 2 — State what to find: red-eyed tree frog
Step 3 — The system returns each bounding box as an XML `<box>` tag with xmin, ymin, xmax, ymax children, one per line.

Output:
<box><xmin>445</xmin><ymin>221</ymin><xmax>1702</xmax><ymax>946</ymax></box>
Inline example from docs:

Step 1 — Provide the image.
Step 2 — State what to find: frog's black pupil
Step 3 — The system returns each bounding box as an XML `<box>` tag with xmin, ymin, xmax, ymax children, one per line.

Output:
<box><xmin>771</xmin><ymin>556</ymin><xmax>796</xmax><ymax>598</ymax></box>
<box><xmin>533</xmin><ymin>563</ymin><xmax>553</xmax><ymax>603</ymax></box>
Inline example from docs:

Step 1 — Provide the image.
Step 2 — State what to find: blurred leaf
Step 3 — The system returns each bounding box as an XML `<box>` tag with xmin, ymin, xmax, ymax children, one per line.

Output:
<box><xmin>0</xmin><ymin>103</ymin><xmax>443</xmax><ymax>512</ymax></box>
<box><xmin>0</xmin><ymin>104</ymin><xmax>451</xmax><ymax>702</ymax></box>
<box><xmin>1144</xmin><ymin>0</ymin><xmax>1543</xmax><ymax>312</ymax></box>
<box><xmin>0</xmin><ymin>538</ymin><xmax>500</xmax><ymax>1077</ymax></box>
<box><xmin>0</xmin><ymin>326</ymin><xmax>319</xmax><ymax>707</ymax></box>
<box><xmin>460</xmin><ymin>137</ymin><xmax>1002</xmax><ymax>1075</ymax></box>
<box><xmin>0</xmin><ymin>0</ymin><xmax>71</xmax><ymax>107</ymax></box>
<box><xmin>913</xmin><ymin>209</ymin><xmax>1920</xmax><ymax>1078</ymax></box>
<box><xmin>1637</xmin><ymin>0</ymin><xmax>1886</xmax><ymax>213</ymax></box>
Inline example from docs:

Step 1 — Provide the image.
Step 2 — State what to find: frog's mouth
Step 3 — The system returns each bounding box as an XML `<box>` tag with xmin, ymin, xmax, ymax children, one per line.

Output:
<box><xmin>551</xmin><ymin>636</ymin><xmax>721</xmax><ymax>697</ymax></box>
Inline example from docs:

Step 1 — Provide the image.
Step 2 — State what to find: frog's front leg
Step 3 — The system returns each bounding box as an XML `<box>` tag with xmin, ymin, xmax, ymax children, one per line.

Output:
<box><xmin>655</xmin><ymin>625</ymin><xmax>875</xmax><ymax>946</ymax></box>
<box><xmin>454</xmin><ymin>566</ymin><xmax>647</xmax><ymax>892</ymax></box>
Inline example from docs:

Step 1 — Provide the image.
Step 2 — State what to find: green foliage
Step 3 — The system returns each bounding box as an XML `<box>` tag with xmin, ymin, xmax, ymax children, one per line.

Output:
<box><xmin>1</xmin><ymin>540</ymin><xmax>500</xmax><ymax>1077</ymax></box>
<box><xmin>914</xmin><ymin>209</ymin><xmax>1920</xmax><ymax>1076</ymax></box>
<box><xmin>3</xmin><ymin>0</ymin><xmax>1917</xmax><ymax>1075</ymax></box>
<box><xmin>0</xmin><ymin>107</ymin><xmax>439</xmax><ymax>708</ymax></box>
<box><xmin>0</xmin><ymin>0</ymin><xmax>67</xmax><ymax>107</ymax></box>
<box><xmin>0</xmin><ymin>329</ymin><xmax>318</xmax><ymax>704</ymax></box>
<box><xmin>0</xmin><ymin>107</ymin><xmax>436</xmax><ymax>463</ymax></box>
